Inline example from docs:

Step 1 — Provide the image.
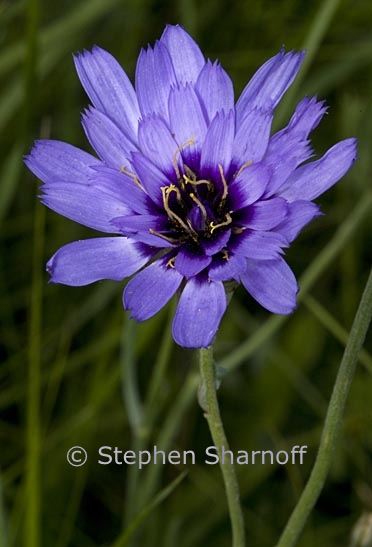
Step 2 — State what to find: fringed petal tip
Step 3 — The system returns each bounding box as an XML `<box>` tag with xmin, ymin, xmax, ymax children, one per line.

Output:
<box><xmin>24</xmin><ymin>140</ymin><xmax>101</xmax><ymax>184</ymax></box>
<box><xmin>46</xmin><ymin>238</ymin><xmax>151</xmax><ymax>287</ymax></box>
<box><xmin>279</xmin><ymin>137</ymin><xmax>358</xmax><ymax>202</ymax></box>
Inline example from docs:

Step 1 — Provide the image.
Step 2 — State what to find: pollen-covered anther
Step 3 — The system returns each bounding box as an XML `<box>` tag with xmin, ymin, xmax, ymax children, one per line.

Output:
<box><xmin>222</xmin><ymin>249</ymin><xmax>229</xmax><ymax>260</ymax></box>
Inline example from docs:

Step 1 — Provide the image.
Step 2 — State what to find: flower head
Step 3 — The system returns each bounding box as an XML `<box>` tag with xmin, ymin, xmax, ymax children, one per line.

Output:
<box><xmin>25</xmin><ymin>25</ymin><xmax>357</xmax><ymax>348</ymax></box>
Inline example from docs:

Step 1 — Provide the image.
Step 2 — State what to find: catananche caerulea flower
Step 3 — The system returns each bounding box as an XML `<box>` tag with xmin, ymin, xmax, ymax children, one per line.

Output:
<box><xmin>25</xmin><ymin>25</ymin><xmax>357</xmax><ymax>348</ymax></box>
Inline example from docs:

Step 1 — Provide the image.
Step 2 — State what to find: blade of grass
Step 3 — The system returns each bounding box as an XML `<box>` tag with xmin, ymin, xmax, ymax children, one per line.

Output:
<box><xmin>0</xmin><ymin>477</ymin><xmax>9</xmax><ymax>547</ymax></box>
<box><xmin>144</xmin><ymin>299</ymin><xmax>176</xmax><ymax>412</ymax></box>
<box><xmin>303</xmin><ymin>294</ymin><xmax>372</xmax><ymax>373</ymax></box>
<box><xmin>275</xmin><ymin>267</ymin><xmax>372</xmax><ymax>547</ymax></box>
<box><xmin>275</xmin><ymin>0</ymin><xmax>342</xmax><ymax>127</ymax></box>
<box><xmin>121</xmin><ymin>319</ymin><xmax>144</xmax><ymax>434</ymax></box>
<box><xmin>24</xmin><ymin>0</ymin><xmax>42</xmax><ymax>542</ymax></box>
<box><xmin>139</xmin><ymin>370</ymin><xmax>199</xmax><ymax>507</ymax></box>
<box><xmin>111</xmin><ymin>472</ymin><xmax>188</xmax><ymax>547</ymax></box>
<box><xmin>0</xmin><ymin>0</ymin><xmax>122</xmax><ymax>77</ymax></box>
<box><xmin>25</xmin><ymin>198</ymin><xmax>44</xmax><ymax>547</ymax></box>
<box><xmin>0</xmin><ymin>143</ymin><xmax>23</xmax><ymax>224</ymax></box>
<box><xmin>122</xmin><ymin>300</ymin><xmax>176</xmax><ymax>527</ymax></box>
<box><xmin>121</xmin><ymin>318</ymin><xmax>144</xmax><ymax>526</ymax></box>
<box><xmin>306</xmin><ymin>39</ymin><xmax>372</xmax><ymax>96</ymax></box>
<box><xmin>0</xmin><ymin>0</ymin><xmax>124</xmax><ymax>133</ymax></box>
<box><xmin>23</xmin><ymin>0</ymin><xmax>39</xmax><ymax>133</ymax></box>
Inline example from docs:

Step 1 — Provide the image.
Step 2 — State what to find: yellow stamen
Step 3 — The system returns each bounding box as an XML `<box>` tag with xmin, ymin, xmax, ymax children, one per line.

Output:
<box><xmin>189</xmin><ymin>192</ymin><xmax>208</xmax><ymax>220</ymax></box>
<box><xmin>210</xmin><ymin>213</ymin><xmax>232</xmax><ymax>234</ymax></box>
<box><xmin>163</xmin><ymin>184</ymin><xmax>182</xmax><ymax>204</ymax></box>
<box><xmin>166</xmin><ymin>256</ymin><xmax>176</xmax><ymax>268</ymax></box>
<box><xmin>149</xmin><ymin>229</ymin><xmax>179</xmax><ymax>244</ymax></box>
<box><xmin>222</xmin><ymin>249</ymin><xmax>229</xmax><ymax>260</ymax></box>
<box><xmin>183</xmin><ymin>165</ymin><xmax>212</xmax><ymax>189</ymax></box>
<box><xmin>120</xmin><ymin>166</ymin><xmax>145</xmax><ymax>190</ymax></box>
<box><xmin>218</xmin><ymin>164</ymin><xmax>228</xmax><ymax>202</ymax></box>
<box><xmin>233</xmin><ymin>160</ymin><xmax>253</xmax><ymax>179</ymax></box>
<box><xmin>172</xmin><ymin>137</ymin><xmax>195</xmax><ymax>180</ymax></box>
<box><xmin>161</xmin><ymin>185</ymin><xmax>198</xmax><ymax>238</ymax></box>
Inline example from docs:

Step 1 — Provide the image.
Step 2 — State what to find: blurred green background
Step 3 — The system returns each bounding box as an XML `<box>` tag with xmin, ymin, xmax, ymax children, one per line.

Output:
<box><xmin>1</xmin><ymin>0</ymin><xmax>372</xmax><ymax>545</ymax></box>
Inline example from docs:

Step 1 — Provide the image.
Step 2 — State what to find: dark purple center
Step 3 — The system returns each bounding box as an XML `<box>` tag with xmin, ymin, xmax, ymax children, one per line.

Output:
<box><xmin>157</xmin><ymin>164</ymin><xmax>232</xmax><ymax>245</ymax></box>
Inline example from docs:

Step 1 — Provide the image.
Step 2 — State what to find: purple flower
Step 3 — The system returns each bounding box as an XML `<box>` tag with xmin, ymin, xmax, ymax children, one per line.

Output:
<box><xmin>25</xmin><ymin>25</ymin><xmax>357</xmax><ymax>348</ymax></box>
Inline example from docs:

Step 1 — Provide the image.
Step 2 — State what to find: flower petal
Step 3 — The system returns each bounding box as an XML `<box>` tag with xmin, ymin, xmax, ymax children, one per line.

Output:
<box><xmin>174</xmin><ymin>247</ymin><xmax>211</xmax><ymax>278</ymax></box>
<box><xmin>232</xmin><ymin>107</ymin><xmax>272</xmax><ymax>165</ymax></box>
<box><xmin>195</xmin><ymin>60</ymin><xmax>234</xmax><ymax>122</ymax></box>
<box><xmin>135</xmin><ymin>41</ymin><xmax>176</xmax><ymax>119</ymax></box>
<box><xmin>125</xmin><ymin>230</ymin><xmax>175</xmax><ymax>248</ymax></box>
<box><xmin>137</xmin><ymin>115</ymin><xmax>181</xmax><ymax>178</ymax></box>
<box><xmin>240</xmin><ymin>257</ymin><xmax>298</xmax><ymax>314</ymax></box>
<box><xmin>160</xmin><ymin>24</ymin><xmax>205</xmax><ymax>84</ymax></box>
<box><xmin>242</xmin><ymin>197</ymin><xmax>288</xmax><ymax>230</ymax></box>
<box><xmin>273</xmin><ymin>200</ymin><xmax>321</xmax><ymax>242</ymax></box>
<box><xmin>111</xmin><ymin>213</ymin><xmax>168</xmax><ymax>235</ymax></box>
<box><xmin>87</xmin><ymin>165</ymin><xmax>154</xmax><ymax>215</ymax></box>
<box><xmin>123</xmin><ymin>257</ymin><xmax>183</xmax><ymax>320</ymax></box>
<box><xmin>24</xmin><ymin>140</ymin><xmax>100</xmax><ymax>184</ymax></box>
<box><xmin>47</xmin><ymin>237</ymin><xmax>150</xmax><ymax>286</ymax></box>
<box><xmin>262</xmin><ymin>136</ymin><xmax>313</xmax><ymax>197</ymax></box>
<box><xmin>168</xmin><ymin>83</ymin><xmax>208</xmax><ymax>170</ymax></box>
<box><xmin>233</xmin><ymin>230</ymin><xmax>288</xmax><ymax>260</ymax></box>
<box><xmin>172</xmin><ymin>276</ymin><xmax>226</xmax><ymax>348</ymax></box>
<box><xmin>74</xmin><ymin>46</ymin><xmax>140</xmax><ymax>142</ymax></box>
<box><xmin>201</xmin><ymin>229</ymin><xmax>231</xmax><ymax>256</ymax></box>
<box><xmin>82</xmin><ymin>107</ymin><xmax>137</xmax><ymax>168</ymax></box>
<box><xmin>208</xmin><ymin>251</ymin><xmax>247</xmax><ymax>282</ymax></box>
<box><xmin>40</xmin><ymin>182</ymin><xmax>129</xmax><ymax>232</ymax></box>
<box><xmin>279</xmin><ymin>138</ymin><xmax>357</xmax><ymax>201</ymax></box>
<box><xmin>200</xmin><ymin>110</ymin><xmax>235</xmax><ymax>180</ymax></box>
<box><xmin>228</xmin><ymin>163</ymin><xmax>270</xmax><ymax>211</ymax></box>
<box><xmin>130</xmin><ymin>152</ymin><xmax>170</xmax><ymax>207</ymax></box>
<box><xmin>263</xmin><ymin>96</ymin><xmax>327</xmax><ymax>196</ymax></box>
<box><xmin>236</xmin><ymin>49</ymin><xmax>305</xmax><ymax>122</ymax></box>
<box><xmin>280</xmin><ymin>95</ymin><xmax>327</xmax><ymax>139</ymax></box>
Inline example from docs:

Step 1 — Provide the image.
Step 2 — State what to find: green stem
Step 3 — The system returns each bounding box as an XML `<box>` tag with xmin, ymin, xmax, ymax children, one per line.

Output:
<box><xmin>276</xmin><ymin>267</ymin><xmax>372</xmax><ymax>547</ymax></box>
<box><xmin>199</xmin><ymin>347</ymin><xmax>245</xmax><ymax>547</ymax></box>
